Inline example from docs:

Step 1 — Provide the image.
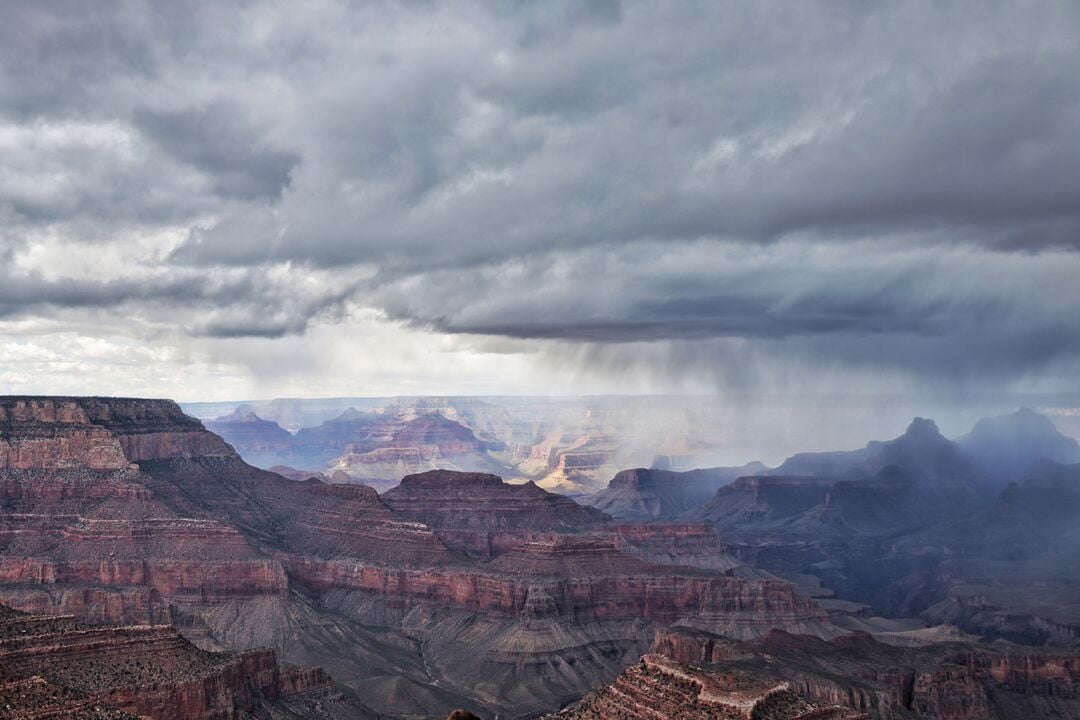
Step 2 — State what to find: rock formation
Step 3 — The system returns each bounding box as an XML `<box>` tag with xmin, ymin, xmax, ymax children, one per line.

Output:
<box><xmin>0</xmin><ymin>603</ymin><xmax>363</xmax><ymax>720</ymax></box>
<box><xmin>691</xmin><ymin>475</ymin><xmax>834</xmax><ymax>535</ymax></box>
<box><xmin>557</xmin><ymin>654</ymin><xmax>867</xmax><ymax>719</ymax></box>
<box><xmin>682</xmin><ymin>412</ymin><xmax>1080</xmax><ymax>650</ymax></box>
<box><xmin>957</xmin><ymin>407</ymin><xmax>1080</xmax><ymax>488</ymax></box>
<box><xmin>0</xmin><ymin>396</ymin><xmax>835</xmax><ymax>719</ymax></box>
<box><xmin>585</xmin><ymin>463</ymin><xmax>767</xmax><ymax>520</ymax></box>
<box><xmin>381</xmin><ymin>470</ymin><xmax>608</xmax><ymax>553</ymax></box>
<box><xmin>325</xmin><ymin>414</ymin><xmax>510</xmax><ymax>490</ymax></box>
<box><xmin>558</xmin><ymin>626</ymin><xmax>1080</xmax><ymax>719</ymax></box>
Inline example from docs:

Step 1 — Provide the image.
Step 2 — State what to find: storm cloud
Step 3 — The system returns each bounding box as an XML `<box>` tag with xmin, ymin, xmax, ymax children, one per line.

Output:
<box><xmin>1</xmin><ymin>0</ymin><xmax>1078</xmax><ymax>399</ymax></box>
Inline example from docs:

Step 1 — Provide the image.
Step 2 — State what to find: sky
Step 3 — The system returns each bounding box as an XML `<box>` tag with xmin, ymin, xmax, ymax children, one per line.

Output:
<box><xmin>2</xmin><ymin>1</ymin><xmax>1080</xmax><ymax>412</ymax></box>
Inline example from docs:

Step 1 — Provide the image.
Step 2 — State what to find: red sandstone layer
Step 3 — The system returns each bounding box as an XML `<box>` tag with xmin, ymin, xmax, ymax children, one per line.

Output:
<box><xmin>0</xmin><ymin>605</ymin><xmax>336</xmax><ymax>720</ymax></box>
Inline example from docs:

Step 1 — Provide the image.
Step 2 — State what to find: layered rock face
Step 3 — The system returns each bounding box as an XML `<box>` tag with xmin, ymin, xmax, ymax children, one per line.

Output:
<box><xmin>0</xmin><ymin>399</ymin><xmax>129</xmax><ymax>471</ymax></box>
<box><xmin>0</xmin><ymin>396</ymin><xmax>834</xmax><ymax>719</ymax></box>
<box><xmin>0</xmin><ymin>603</ymin><xmax>359</xmax><ymax>720</ymax></box>
<box><xmin>609</xmin><ymin>523</ymin><xmax>741</xmax><ymax>572</ymax></box>
<box><xmin>536</xmin><ymin>439</ymin><xmax>621</xmax><ymax>495</ymax></box>
<box><xmin>381</xmin><ymin>470</ymin><xmax>609</xmax><ymax>554</ymax></box>
<box><xmin>282</xmin><ymin>528</ymin><xmax>833</xmax><ymax>716</ymax></box>
<box><xmin>272</xmin><ymin>411</ymin><xmax>516</xmax><ymax>490</ymax></box>
<box><xmin>0</xmin><ymin>397</ymin><xmax>467</xmax><ymax>717</ymax></box>
<box><xmin>380</xmin><ymin>472</ymin><xmax>741</xmax><ymax>572</ymax></box>
<box><xmin>563</xmin><ymin>626</ymin><xmax>1080</xmax><ymax>720</ymax></box>
<box><xmin>0</xmin><ymin>398</ymin><xmax>296</xmax><ymax>629</ymax></box>
<box><xmin>325</xmin><ymin>414</ymin><xmax>511</xmax><ymax>491</ymax></box>
<box><xmin>554</xmin><ymin>652</ymin><xmax>866</xmax><ymax>720</ymax></box>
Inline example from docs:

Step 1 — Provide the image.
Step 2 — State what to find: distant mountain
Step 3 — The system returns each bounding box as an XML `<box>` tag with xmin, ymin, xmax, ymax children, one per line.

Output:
<box><xmin>681</xmin><ymin>410</ymin><xmax>1080</xmax><ymax>644</ymax></box>
<box><xmin>285</xmin><ymin>406</ymin><xmax>381</xmax><ymax>467</ymax></box>
<box><xmin>690</xmin><ymin>475</ymin><xmax>834</xmax><ymax>537</ymax></box>
<box><xmin>585</xmin><ymin>463</ymin><xmax>767</xmax><ymax>520</ymax></box>
<box><xmin>957</xmin><ymin>407</ymin><xmax>1080</xmax><ymax>487</ymax></box>
<box><xmin>204</xmin><ymin>406</ymin><xmax>294</xmax><ymax>467</ymax></box>
<box><xmin>771</xmin><ymin>417</ymin><xmax>973</xmax><ymax>485</ymax></box>
<box><xmin>322</xmin><ymin>413</ymin><xmax>514</xmax><ymax>490</ymax></box>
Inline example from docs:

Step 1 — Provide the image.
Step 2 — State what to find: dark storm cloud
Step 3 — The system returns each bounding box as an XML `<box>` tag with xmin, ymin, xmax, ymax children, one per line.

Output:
<box><xmin>0</xmin><ymin>266</ymin><xmax>354</xmax><ymax>340</ymax></box>
<box><xmin>161</xmin><ymin>1</ymin><xmax>1080</xmax><ymax>274</ymax></box>
<box><xmin>132</xmin><ymin>105</ymin><xmax>298</xmax><ymax>200</ymax></box>
<box><xmin>360</xmin><ymin>238</ymin><xmax>1080</xmax><ymax>378</ymax></box>
<box><xmin>3</xmin><ymin>0</ymin><xmax>1080</xmax><ymax>388</ymax></box>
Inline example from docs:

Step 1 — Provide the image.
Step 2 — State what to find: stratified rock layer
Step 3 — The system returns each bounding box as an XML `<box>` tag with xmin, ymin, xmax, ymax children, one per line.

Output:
<box><xmin>0</xmin><ymin>396</ymin><xmax>834</xmax><ymax>719</ymax></box>
<box><xmin>569</xmin><ymin>626</ymin><xmax>1080</xmax><ymax>720</ymax></box>
<box><xmin>0</xmin><ymin>604</ymin><xmax>356</xmax><ymax>720</ymax></box>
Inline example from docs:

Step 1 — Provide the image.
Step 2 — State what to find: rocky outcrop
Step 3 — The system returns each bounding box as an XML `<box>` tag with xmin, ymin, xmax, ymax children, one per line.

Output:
<box><xmin>586</xmin><ymin>464</ymin><xmax>767</xmax><ymax>521</ymax></box>
<box><xmin>381</xmin><ymin>470</ymin><xmax>609</xmax><ymax>554</ymax></box>
<box><xmin>0</xmin><ymin>399</ymin><xmax>131</xmax><ymax>471</ymax></box>
<box><xmin>0</xmin><ymin>604</ymin><xmax>356</xmax><ymax>720</ymax></box>
<box><xmin>375</xmin><ymin>396</ymin><xmax>528</xmax><ymax>448</ymax></box>
<box><xmin>629</xmin><ymin>627</ymin><xmax>1080</xmax><ymax>720</ymax></box>
<box><xmin>385</xmin><ymin>413</ymin><xmax>504</xmax><ymax>455</ymax></box>
<box><xmin>553</xmin><ymin>652</ymin><xmax>866</xmax><ymax>719</ymax></box>
<box><xmin>692</xmin><ymin>475</ymin><xmax>834</xmax><ymax>535</ymax></box>
<box><xmin>610</xmin><ymin>523</ymin><xmax>741</xmax><ymax>572</ymax></box>
<box><xmin>537</xmin><ymin>442</ymin><xmax>620</xmax><ymax>495</ymax></box>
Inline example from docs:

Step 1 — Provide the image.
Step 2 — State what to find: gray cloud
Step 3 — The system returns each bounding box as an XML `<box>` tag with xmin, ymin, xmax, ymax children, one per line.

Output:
<box><xmin>1</xmin><ymin>0</ymin><xmax>1079</xmax><ymax>395</ymax></box>
<box><xmin>133</xmin><ymin>104</ymin><xmax>298</xmax><ymax>201</ymax></box>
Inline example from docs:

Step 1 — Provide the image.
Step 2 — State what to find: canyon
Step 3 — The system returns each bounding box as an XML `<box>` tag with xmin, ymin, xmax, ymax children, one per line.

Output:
<box><xmin>191</xmin><ymin>395</ymin><xmax>736</xmax><ymax>493</ymax></box>
<box><xmin>5</xmin><ymin>395</ymin><xmax>1080</xmax><ymax>719</ymax></box>
<box><xmin>585</xmin><ymin>412</ymin><xmax>1080</xmax><ymax>651</ymax></box>
<box><xmin>0</xmin><ymin>396</ymin><xmax>834</xmax><ymax>719</ymax></box>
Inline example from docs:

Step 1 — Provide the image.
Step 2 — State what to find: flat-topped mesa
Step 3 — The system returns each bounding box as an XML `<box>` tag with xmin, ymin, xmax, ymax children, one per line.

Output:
<box><xmin>0</xmin><ymin>604</ymin><xmax>344</xmax><ymax>720</ymax></box>
<box><xmin>77</xmin><ymin>397</ymin><xmax>236</xmax><ymax>462</ymax></box>
<box><xmin>608</xmin><ymin>468</ymin><xmax>682</xmax><ymax>489</ymax></box>
<box><xmin>394</xmin><ymin>469</ymin><xmax>506</xmax><ymax>490</ymax></box>
<box><xmin>384</xmin><ymin>469</ymin><xmax>609</xmax><ymax>531</ymax></box>
<box><xmin>488</xmin><ymin>535</ymin><xmax>654</xmax><ymax>576</ymax></box>
<box><xmin>0</xmin><ymin>397</ymin><xmax>235</xmax><ymax>469</ymax></box>
<box><xmin>382</xmin><ymin>469</ymin><xmax>611</xmax><ymax>557</ymax></box>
